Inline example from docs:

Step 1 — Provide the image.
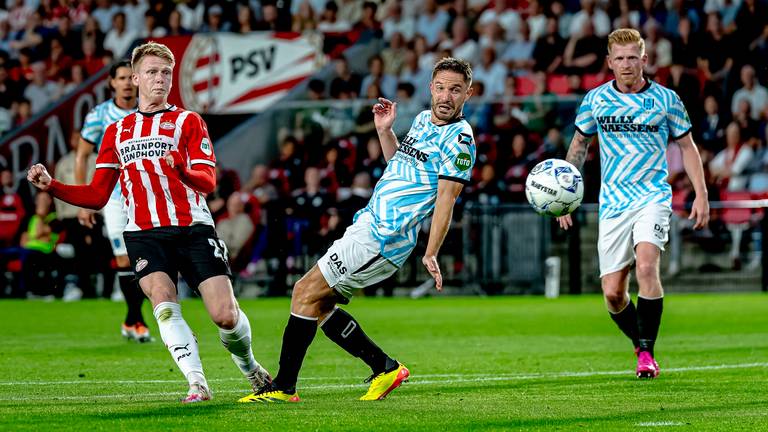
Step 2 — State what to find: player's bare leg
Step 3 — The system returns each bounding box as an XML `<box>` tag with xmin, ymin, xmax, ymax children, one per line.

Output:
<box><xmin>634</xmin><ymin>242</ymin><xmax>663</xmax><ymax>378</ymax></box>
<box><xmin>198</xmin><ymin>276</ymin><xmax>271</xmax><ymax>392</ymax></box>
<box><xmin>141</xmin><ymin>272</ymin><xmax>210</xmax><ymax>402</ymax></box>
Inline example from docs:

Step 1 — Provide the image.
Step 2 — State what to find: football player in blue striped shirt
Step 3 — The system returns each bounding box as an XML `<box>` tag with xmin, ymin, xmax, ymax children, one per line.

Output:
<box><xmin>239</xmin><ymin>58</ymin><xmax>476</xmax><ymax>403</ymax></box>
<box><xmin>558</xmin><ymin>28</ymin><xmax>709</xmax><ymax>378</ymax></box>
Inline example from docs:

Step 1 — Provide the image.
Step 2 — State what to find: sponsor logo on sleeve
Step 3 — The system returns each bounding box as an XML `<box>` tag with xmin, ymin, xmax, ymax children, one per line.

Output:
<box><xmin>200</xmin><ymin>138</ymin><xmax>212</xmax><ymax>156</ymax></box>
<box><xmin>453</xmin><ymin>152</ymin><xmax>472</xmax><ymax>171</ymax></box>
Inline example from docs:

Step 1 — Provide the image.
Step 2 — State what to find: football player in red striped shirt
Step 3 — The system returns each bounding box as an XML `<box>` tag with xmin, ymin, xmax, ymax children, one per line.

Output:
<box><xmin>27</xmin><ymin>42</ymin><xmax>269</xmax><ymax>403</ymax></box>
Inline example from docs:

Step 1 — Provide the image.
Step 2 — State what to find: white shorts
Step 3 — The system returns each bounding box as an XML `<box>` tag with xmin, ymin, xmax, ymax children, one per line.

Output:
<box><xmin>103</xmin><ymin>194</ymin><xmax>129</xmax><ymax>257</ymax></box>
<box><xmin>317</xmin><ymin>212</ymin><xmax>398</xmax><ymax>302</ymax></box>
<box><xmin>598</xmin><ymin>203</ymin><xmax>672</xmax><ymax>277</ymax></box>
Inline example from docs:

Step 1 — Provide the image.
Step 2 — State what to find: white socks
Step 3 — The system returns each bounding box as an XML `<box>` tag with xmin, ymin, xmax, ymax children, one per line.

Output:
<box><xmin>219</xmin><ymin>309</ymin><xmax>261</xmax><ymax>374</ymax></box>
<box><xmin>153</xmin><ymin>302</ymin><xmax>207</xmax><ymax>388</ymax></box>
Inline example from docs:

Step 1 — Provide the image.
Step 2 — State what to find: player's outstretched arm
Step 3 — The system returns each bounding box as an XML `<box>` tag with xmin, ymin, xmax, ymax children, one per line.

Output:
<box><xmin>676</xmin><ymin>133</ymin><xmax>710</xmax><ymax>229</ymax></box>
<box><xmin>423</xmin><ymin>179</ymin><xmax>464</xmax><ymax>291</ymax></box>
<box><xmin>75</xmin><ymin>136</ymin><xmax>98</xmax><ymax>227</ymax></box>
<box><xmin>557</xmin><ymin>131</ymin><xmax>594</xmax><ymax>230</ymax></box>
<box><xmin>373</xmin><ymin>97</ymin><xmax>399</xmax><ymax>162</ymax></box>
<box><xmin>27</xmin><ymin>163</ymin><xmax>118</xmax><ymax>209</ymax></box>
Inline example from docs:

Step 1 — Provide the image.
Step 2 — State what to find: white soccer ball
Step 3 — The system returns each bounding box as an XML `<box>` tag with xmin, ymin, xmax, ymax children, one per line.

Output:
<box><xmin>525</xmin><ymin>159</ymin><xmax>584</xmax><ymax>217</ymax></box>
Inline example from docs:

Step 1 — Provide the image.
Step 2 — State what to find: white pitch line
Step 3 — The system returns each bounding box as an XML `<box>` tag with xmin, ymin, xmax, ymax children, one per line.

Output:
<box><xmin>636</xmin><ymin>421</ymin><xmax>686</xmax><ymax>427</ymax></box>
<box><xmin>0</xmin><ymin>362</ymin><xmax>766</xmax><ymax>402</ymax></box>
<box><xmin>1</xmin><ymin>361</ymin><xmax>766</xmax><ymax>387</ymax></box>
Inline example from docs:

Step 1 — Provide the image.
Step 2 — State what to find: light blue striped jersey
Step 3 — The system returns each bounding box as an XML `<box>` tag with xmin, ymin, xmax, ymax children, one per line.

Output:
<box><xmin>355</xmin><ymin>110</ymin><xmax>476</xmax><ymax>266</ymax></box>
<box><xmin>80</xmin><ymin>99</ymin><xmax>137</xmax><ymax>198</ymax></box>
<box><xmin>574</xmin><ymin>80</ymin><xmax>692</xmax><ymax>219</ymax></box>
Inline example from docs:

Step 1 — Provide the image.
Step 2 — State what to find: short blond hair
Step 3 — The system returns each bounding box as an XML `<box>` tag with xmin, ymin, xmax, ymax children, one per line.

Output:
<box><xmin>607</xmin><ymin>28</ymin><xmax>645</xmax><ymax>56</ymax></box>
<box><xmin>131</xmin><ymin>41</ymin><xmax>175</xmax><ymax>70</ymax></box>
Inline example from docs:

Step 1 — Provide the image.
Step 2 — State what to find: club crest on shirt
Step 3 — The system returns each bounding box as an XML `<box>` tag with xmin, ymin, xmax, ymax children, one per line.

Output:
<box><xmin>136</xmin><ymin>258</ymin><xmax>148</xmax><ymax>273</ymax></box>
<box><xmin>458</xmin><ymin>132</ymin><xmax>473</xmax><ymax>146</ymax></box>
<box><xmin>644</xmin><ymin>98</ymin><xmax>654</xmax><ymax>109</ymax></box>
<box><xmin>200</xmin><ymin>138</ymin><xmax>212</xmax><ymax>156</ymax></box>
<box><xmin>160</xmin><ymin>121</ymin><xmax>176</xmax><ymax>130</ymax></box>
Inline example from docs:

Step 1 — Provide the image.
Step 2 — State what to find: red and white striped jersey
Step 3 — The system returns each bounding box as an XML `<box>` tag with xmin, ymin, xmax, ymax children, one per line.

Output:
<box><xmin>94</xmin><ymin>105</ymin><xmax>215</xmax><ymax>231</ymax></box>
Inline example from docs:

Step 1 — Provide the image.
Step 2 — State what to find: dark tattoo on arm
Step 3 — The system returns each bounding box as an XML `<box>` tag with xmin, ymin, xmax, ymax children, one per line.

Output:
<box><xmin>566</xmin><ymin>133</ymin><xmax>593</xmax><ymax>171</ymax></box>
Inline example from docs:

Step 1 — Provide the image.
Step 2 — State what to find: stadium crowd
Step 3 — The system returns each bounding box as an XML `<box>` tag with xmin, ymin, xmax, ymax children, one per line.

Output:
<box><xmin>2</xmin><ymin>0</ymin><xmax>768</xmax><ymax>298</ymax></box>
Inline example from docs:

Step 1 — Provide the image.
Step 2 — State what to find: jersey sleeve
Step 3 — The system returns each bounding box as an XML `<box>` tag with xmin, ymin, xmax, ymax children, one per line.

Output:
<box><xmin>183</xmin><ymin>112</ymin><xmax>216</xmax><ymax>168</ymax></box>
<box><xmin>574</xmin><ymin>92</ymin><xmax>597</xmax><ymax>136</ymax></box>
<box><xmin>94</xmin><ymin>123</ymin><xmax>120</xmax><ymax>170</ymax></box>
<box><xmin>667</xmin><ymin>91</ymin><xmax>693</xmax><ymax>140</ymax></box>
<box><xmin>437</xmin><ymin>122</ymin><xmax>476</xmax><ymax>185</ymax></box>
<box><xmin>80</xmin><ymin>106</ymin><xmax>104</xmax><ymax>146</ymax></box>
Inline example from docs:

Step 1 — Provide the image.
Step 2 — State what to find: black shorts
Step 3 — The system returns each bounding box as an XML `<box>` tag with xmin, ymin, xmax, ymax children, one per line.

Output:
<box><xmin>124</xmin><ymin>224</ymin><xmax>232</xmax><ymax>291</ymax></box>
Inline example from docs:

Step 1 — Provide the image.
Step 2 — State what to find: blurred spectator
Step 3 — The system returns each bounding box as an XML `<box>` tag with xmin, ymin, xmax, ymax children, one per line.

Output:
<box><xmin>569</xmin><ymin>0</ymin><xmax>611</xmax><ymax>37</ymax></box>
<box><xmin>474</xmin><ymin>46</ymin><xmax>507</xmax><ymax>100</ymax></box>
<box><xmin>699</xmin><ymin>95</ymin><xmax>728</xmax><ymax>154</ymax></box>
<box><xmin>549</xmin><ymin>0</ymin><xmax>573</xmax><ymax>40</ymax></box>
<box><xmin>415</xmin><ymin>0</ymin><xmax>449</xmax><ymax>48</ymax></box>
<box><xmin>381</xmin><ymin>31</ymin><xmax>406</xmax><ymax>76</ymax></box>
<box><xmin>319</xmin><ymin>144</ymin><xmax>352</xmax><ymax>194</ymax></box>
<box><xmin>7</xmin><ymin>0</ymin><xmax>32</xmax><ymax>33</ymax></box>
<box><xmin>336</xmin><ymin>171</ymin><xmax>371</xmax><ymax>226</ymax></box>
<box><xmin>381</xmin><ymin>0</ymin><xmax>414</xmax><ymax>41</ymax></box>
<box><xmin>46</xmin><ymin>37</ymin><xmax>74</xmax><ymax>82</ymax></box>
<box><xmin>54</xmin><ymin>15</ymin><xmax>81</xmax><ymax>58</ymax></box>
<box><xmin>317</xmin><ymin>1</ymin><xmax>351</xmax><ymax>32</ymax></box>
<box><xmin>670</xmin><ymin>17</ymin><xmax>699</xmax><ymax>72</ymax></box>
<box><xmin>732</xmin><ymin>0</ymin><xmax>768</xmax><ymax>51</ymax></box>
<box><xmin>358</xmin><ymin>136</ymin><xmax>386</xmax><ymax>185</ymax></box>
<box><xmin>0</xmin><ymin>19</ymin><xmax>12</xmax><ymax>54</ymax></box>
<box><xmin>290</xmin><ymin>166</ymin><xmax>334</xmax><ymax>256</ymax></box>
<box><xmin>665</xmin><ymin>63</ymin><xmax>701</xmax><ymax>124</ymax></box>
<box><xmin>705</xmin><ymin>0</ymin><xmax>740</xmax><ymax>29</ymax></box>
<box><xmin>177</xmin><ymin>0</ymin><xmax>205</xmax><ymax>32</ymax></box>
<box><xmin>244</xmin><ymin>164</ymin><xmax>279</xmax><ymax>207</ymax></box>
<box><xmin>352</xmin><ymin>1</ymin><xmax>382</xmax><ymax>38</ymax></box>
<box><xmin>413</xmin><ymin>34</ymin><xmax>436</xmax><ymax>74</ymax></box>
<box><xmin>20</xmin><ymin>190</ymin><xmax>61</xmax><ymax>298</ymax></box>
<box><xmin>201</xmin><ymin>4</ymin><xmax>230</xmax><ymax>33</ymax></box>
<box><xmin>399</xmin><ymin>47</ymin><xmax>431</xmax><ymax>104</ymax></box>
<box><xmin>501</xmin><ymin>19</ymin><xmax>535</xmax><ymax>74</ymax></box>
<box><xmin>15</xmin><ymin>98</ymin><xmax>32</xmax><ymax>126</ymax></box>
<box><xmin>166</xmin><ymin>9</ymin><xmax>191</xmax><ymax>36</ymax></box>
<box><xmin>61</xmin><ymin>63</ymin><xmax>87</xmax><ymax>94</ymax></box>
<box><xmin>392</xmin><ymin>82</ymin><xmax>422</xmax><ymax>135</ymax></box>
<box><xmin>466</xmin><ymin>163</ymin><xmax>506</xmax><ymax>205</ymax></box>
<box><xmin>732</xmin><ymin>98</ymin><xmax>761</xmax><ymax>140</ymax></box>
<box><xmin>141</xmin><ymin>10</ymin><xmax>168</xmax><ymax>38</ymax></box>
<box><xmin>255</xmin><ymin>3</ymin><xmax>284</xmax><ymax>31</ymax></box>
<box><xmin>9</xmin><ymin>47</ymin><xmax>34</xmax><ymax>82</ymax></box>
<box><xmin>104</xmin><ymin>12</ymin><xmax>137</xmax><ymax>58</ymax></box>
<box><xmin>562</xmin><ymin>21</ymin><xmax>604</xmax><ymax>74</ymax></box>
<box><xmin>24</xmin><ymin>61</ymin><xmax>62</xmax><ymax>114</ymax></box>
<box><xmin>665</xmin><ymin>0</ymin><xmax>700</xmax><ymax>37</ymax></box>
<box><xmin>0</xmin><ymin>64</ymin><xmax>21</xmax><ymax>113</ymax></box>
<box><xmin>359</xmin><ymin>54</ymin><xmax>397</xmax><ymax>99</ymax></box>
<box><xmin>532</xmin><ymin>17</ymin><xmax>565</xmax><ymax>73</ymax></box>
<box><xmin>638</xmin><ymin>0</ymin><xmax>667</xmax><ymax>31</ymax></box>
<box><xmin>477</xmin><ymin>0</ymin><xmax>521</xmax><ymax>42</ymax></box>
<box><xmin>337</xmin><ymin>0</ymin><xmax>363</xmax><ymax>25</ymax></box>
<box><xmin>697</xmin><ymin>12</ymin><xmax>733</xmax><ymax>99</ymax></box>
<box><xmin>643</xmin><ymin>19</ymin><xmax>672</xmax><ymax>76</ymax></box>
<box><xmin>731</xmin><ymin>64</ymin><xmax>768</xmax><ymax>121</ymax></box>
<box><xmin>0</xmin><ymin>167</ymin><xmax>25</xmax><ymax>248</ymax></box>
<box><xmin>217</xmin><ymin>192</ymin><xmax>255</xmax><ymax>263</ymax></box>
<box><xmin>527</xmin><ymin>0</ymin><xmax>547</xmax><ymax>41</ymax></box>
<box><xmin>81</xmin><ymin>16</ymin><xmax>105</xmax><ymax>52</ymax></box>
<box><xmin>710</xmin><ymin>122</ymin><xmax>755</xmax><ymax>191</ymax></box>
<box><xmin>329</xmin><ymin>56</ymin><xmax>361</xmax><ymax>99</ymax></box>
<box><xmin>271</xmin><ymin>136</ymin><xmax>305</xmax><ymax>191</ymax></box>
<box><xmin>462</xmin><ymin>81</ymin><xmax>492</xmax><ymax>133</ymax></box>
<box><xmin>9</xmin><ymin>10</ymin><xmax>46</xmax><ymax>54</ymax></box>
<box><xmin>292</xmin><ymin>0</ymin><xmax>318</xmax><ymax>32</ymax></box>
<box><xmin>124</xmin><ymin>0</ymin><xmax>149</xmax><ymax>33</ymax></box>
<box><xmin>91</xmin><ymin>0</ymin><xmax>119</xmax><ymax>33</ymax></box>
<box><xmin>502</xmin><ymin>133</ymin><xmax>534</xmax><ymax>202</ymax></box>
<box><xmin>439</xmin><ymin>15</ymin><xmax>478</xmax><ymax>65</ymax></box>
<box><xmin>236</xmin><ymin>4</ymin><xmax>257</xmax><ymax>33</ymax></box>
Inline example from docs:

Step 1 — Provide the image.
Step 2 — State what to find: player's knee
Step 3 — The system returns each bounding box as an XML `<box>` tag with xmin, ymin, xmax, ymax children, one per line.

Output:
<box><xmin>635</xmin><ymin>262</ymin><xmax>658</xmax><ymax>283</ymax></box>
<box><xmin>603</xmin><ymin>289</ymin><xmax>627</xmax><ymax>311</ymax></box>
<box><xmin>212</xmin><ymin>306</ymin><xmax>238</xmax><ymax>329</ymax></box>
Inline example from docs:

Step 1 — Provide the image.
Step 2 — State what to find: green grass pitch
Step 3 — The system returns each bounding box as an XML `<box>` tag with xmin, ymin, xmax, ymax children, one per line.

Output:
<box><xmin>1</xmin><ymin>293</ymin><xmax>767</xmax><ymax>431</ymax></box>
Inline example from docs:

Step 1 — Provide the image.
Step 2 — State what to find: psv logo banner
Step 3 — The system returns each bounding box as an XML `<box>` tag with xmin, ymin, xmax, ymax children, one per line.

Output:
<box><xmin>160</xmin><ymin>33</ymin><xmax>326</xmax><ymax>114</ymax></box>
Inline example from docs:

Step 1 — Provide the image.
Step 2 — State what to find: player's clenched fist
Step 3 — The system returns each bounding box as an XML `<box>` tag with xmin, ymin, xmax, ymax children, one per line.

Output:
<box><xmin>27</xmin><ymin>163</ymin><xmax>52</xmax><ymax>190</ymax></box>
